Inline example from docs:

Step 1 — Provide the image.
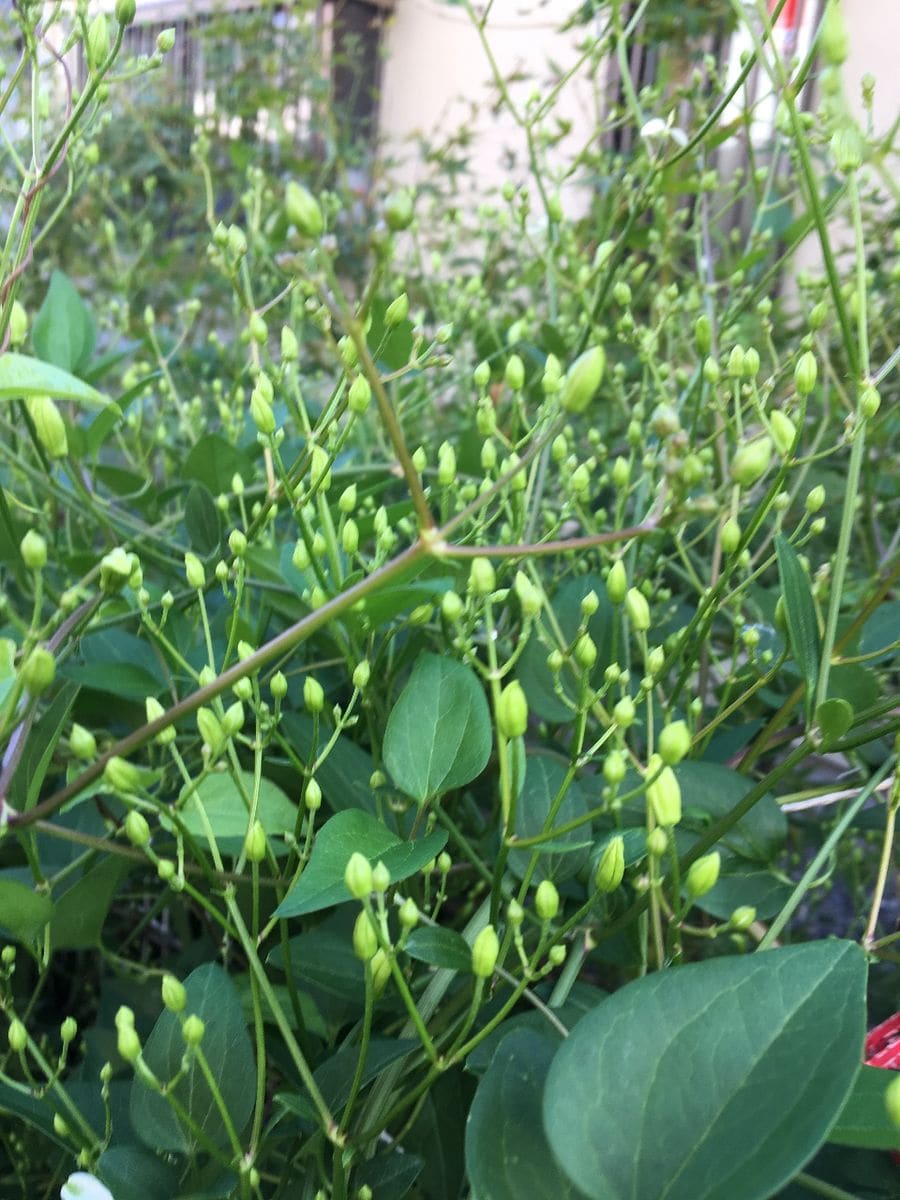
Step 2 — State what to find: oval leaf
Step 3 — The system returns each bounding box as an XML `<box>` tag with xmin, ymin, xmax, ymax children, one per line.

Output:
<box><xmin>274</xmin><ymin>810</ymin><xmax>446</xmax><ymax>918</ymax></box>
<box><xmin>404</xmin><ymin>926</ymin><xmax>472</xmax><ymax>973</ymax></box>
<box><xmin>130</xmin><ymin>962</ymin><xmax>254</xmax><ymax>1154</ymax></box>
<box><xmin>543</xmin><ymin>941</ymin><xmax>866</xmax><ymax>1200</ymax></box>
<box><xmin>32</xmin><ymin>270</ymin><xmax>96</xmax><ymax>374</ymax></box>
<box><xmin>815</xmin><ymin>697</ymin><xmax>854</xmax><ymax>746</ymax></box>
<box><xmin>467</xmin><ymin>1028</ymin><xmax>590</xmax><ymax>1200</ymax></box>
<box><xmin>0</xmin><ymin>351</ymin><xmax>112</xmax><ymax>407</ymax></box>
<box><xmin>383</xmin><ymin>654</ymin><xmax>491</xmax><ymax>802</ymax></box>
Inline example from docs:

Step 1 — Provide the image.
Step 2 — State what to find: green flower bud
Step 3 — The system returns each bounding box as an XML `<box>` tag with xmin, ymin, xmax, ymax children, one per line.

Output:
<box><xmin>87</xmin><ymin>13</ymin><xmax>111</xmax><ymax>69</ymax></box>
<box><xmin>8</xmin><ymin>1018</ymin><xmax>27</xmax><ymax>1053</ymax></box>
<box><xmin>385</xmin><ymin>188</ymin><xmax>414</xmax><ymax>231</ymax></box>
<box><xmin>116</xmin><ymin>1022</ymin><xmax>141</xmax><ymax>1063</ymax></box>
<box><xmin>70</xmin><ymin>723</ymin><xmax>97</xmax><ymax>760</ymax></box>
<box><xmin>820</xmin><ymin>0</ymin><xmax>849</xmax><ymax>66</ymax></box>
<box><xmin>534</xmin><ymin>879</ymin><xmax>559</xmax><ymax>921</ymax></box>
<box><xmin>305</xmin><ymin>777</ymin><xmax>322</xmax><ymax>810</ymax></box>
<box><xmin>603</xmin><ymin>750</ymin><xmax>626</xmax><ymax>785</ymax></box>
<box><xmin>794</xmin><ymin>351</ymin><xmax>817</xmax><ymax>395</ymax></box>
<box><xmin>646</xmin><ymin>827</ymin><xmax>668</xmax><ymax>858</ymax></box>
<box><xmin>441</xmin><ymin>590</ymin><xmax>464</xmax><ymax>622</ymax></box>
<box><xmin>26</xmin><ymin>395</ymin><xmax>68</xmax><ymax>457</ymax></box>
<box><xmin>161</xmin><ymin>975</ymin><xmax>187</xmax><ymax>1013</ymax></box>
<box><xmin>104</xmin><ymin>755</ymin><xmax>142</xmax><ymax>795</ymax></box>
<box><xmin>471</xmin><ymin>924</ymin><xmax>500</xmax><ymax>978</ymax></box>
<box><xmin>606</xmin><ymin>559</ymin><xmax>627</xmax><ymax>604</ymax></box>
<box><xmin>196</xmin><ymin>707</ymin><xmax>223</xmax><ymax>756</ymax></box>
<box><xmin>20</xmin><ymin>646</ymin><xmax>55</xmax><ymax>696</ymax></box>
<box><xmin>860</xmin><ymin>385</ymin><xmax>881</xmax><ymax>418</ymax></box>
<box><xmin>248</xmin><ymin>313</ymin><xmax>268</xmax><ymax>345</ymax></box>
<box><xmin>99</xmin><ymin>547</ymin><xmax>131</xmax><ymax>594</ymax></box>
<box><xmin>646</xmin><ymin>756</ymin><xmax>682</xmax><ymax>826</ymax></box>
<box><xmin>285</xmin><ymin>182</ymin><xmax>324</xmax><ymax>237</ymax></box>
<box><xmin>613</xmin><ymin>696</ymin><xmax>636</xmax><ymax>728</ymax></box>
<box><xmin>399</xmin><ymin>897</ymin><xmax>419</xmax><ymax>930</ymax></box>
<box><xmin>468</xmin><ymin>556</ymin><xmax>495</xmax><ymax>597</ymax></box>
<box><xmin>244</xmin><ymin>820</ymin><xmax>267</xmax><ymax>863</ymax></box>
<box><xmin>437</xmin><ymin>441</ymin><xmax>457</xmax><ymax>486</ymax></box>
<box><xmin>497</xmin><ymin>680</ymin><xmax>528</xmax><ymax>738</ymax></box>
<box><xmin>830</xmin><ymin>126</ymin><xmax>863</xmax><ymax>173</ymax></box>
<box><xmin>310</xmin><ymin>444</ymin><xmax>331</xmax><ymax>492</ymax></box>
<box><xmin>514</xmin><ymin>571</ymin><xmax>542</xmax><ymax>617</ymax></box>
<box><xmin>884</xmin><ymin>1074</ymin><xmax>900</xmax><ymax>1130</ymax></box>
<box><xmin>250</xmin><ymin>387</ymin><xmax>276</xmax><ymax>435</ymax></box>
<box><xmin>729</xmin><ymin>905</ymin><xmax>757</xmax><ymax>932</ymax></box>
<box><xmin>124</xmin><ymin>809</ymin><xmax>150</xmax><ymax>847</ymax></box>
<box><xmin>20</xmin><ymin>530</ymin><xmax>47</xmax><ymax>570</ymax></box>
<box><xmin>504</xmin><ymin>354</ymin><xmax>525</xmax><ymax>391</ymax></box>
<box><xmin>338</xmin><ymin>484</ymin><xmax>357</xmax><ymax>515</ymax></box>
<box><xmin>658</xmin><ymin>720</ymin><xmax>691</xmax><ymax>766</ymax></box>
<box><xmin>372</xmin><ymin>861</ymin><xmax>391</xmax><ymax>893</ymax></box>
<box><xmin>612</xmin><ymin>280</ymin><xmax>631</xmax><ymax>307</ymax></box>
<box><xmin>703</xmin><ymin>356</ymin><xmax>721</xmax><ymax>385</ymax></box>
<box><xmin>574</xmin><ymin>633</ymin><xmax>597</xmax><ymax>670</ymax></box>
<box><xmin>353</xmin><ymin>910</ymin><xmax>378</xmax><ymax>961</ymax></box>
<box><xmin>304</xmin><ymin>676</ymin><xmax>325</xmax><ymax>713</ymax></box>
<box><xmin>548</xmin><ymin>944</ymin><xmax>566</xmax><ymax>967</ymax></box>
<box><xmin>9</xmin><ymin>300</ymin><xmax>27</xmax><ymax>346</ymax></box>
<box><xmin>473</xmin><ymin>361</ymin><xmax>491</xmax><ymax>389</ymax></box>
<box><xmin>438</xmin><ymin>851</ymin><xmax>452</xmax><ymax>874</ymax></box>
<box><xmin>182</xmin><ymin>1014</ymin><xmax>205</xmax><ymax>1047</ymax></box>
<box><xmin>595</xmin><ymin>835</ymin><xmax>625</xmax><ymax>893</ymax></box>
<box><xmin>370</xmin><ymin>948</ymin><xmax>391</xmax><ymax>995</ymax></box>
<box><xmin>156</xmin><ymin>27</ymin><xmax>175</xmax><ymax>53</ymax></box>
<box><xmin>805</xmin><ymin>485</ymin><xmax>825</xmax><ymax>514</ymax></box>
<box><xmin>385</xmin><ymin>292</ymin><xmax>409</xmax><ymax>327</ymax></box>
<box><xmin>352</xmin><ymin>660</ymin><xmax>370</xmax><ymax>690</ymax></box>
<box><xmin>561</xmin><ymin>346</ymin><xmax>605</xmax><ymax>414</ymax></box>
<box><xmin>695</xmin><ymin>313</ymin><xmax>712</xmax><ymax>356</ymax></box>
<box><xmin>345</xmin><ymin>851</ymin><xmax>373</xmax><ymax>900</ymax></box>
<box><xmin>730</xmin><ymin>437</ymin><xmax>772</xmax><ymax>489</ymax></box>
<box><xmin>742</xmin><ymin>347</ymin><xmax>760</xmax><ymax>379</ymax></box>
<box><xmin>686</xmin><ymin>851</ymin><xmax>721</xmax><ymax>898</ymax></box>
<box><xmin>341</xmin><ymin>518</ymin><xmax>359</xmax><ymax>557</ymax></box>
<box><xmin>60</xmin><ymin>1016</ymin><xmax>77</xmax><ymax>1043</ymax></box>
<box><xmin>721</xmin><ymin>516</ymin><xmax>741</xmax><ymax>554</ymax></box>
<box><xmin>184</xmin><ymin>552</ymin><xmax>205</xmax><ymax>591</ymax></box>
<box><xmin>625</xmin><ymin>587</ymin><xmax>650</xmax><ymax>631</ymax></box>
<box><xmin>281</xmin><ymin>326</ymin><xmax>299</xmax><ymax>361</ymax></box>
<box><xmin>157</xmin><ymin>858</ymin><xmax>175</xmax><ymax>882</ymax></box>
<box><xmin>646</xmin><ymin>646</ymin><xmax>665</xmax><ymax>677</ymax></box>
<box><xmin>348</xmin><ymin>375</ymin><xmax>372</xmax><ymax>415</ymax></box>
<box><xmin>770</xmin><ymin>410</ymin><xmax>797</xmax><ymax>457</ymax></box>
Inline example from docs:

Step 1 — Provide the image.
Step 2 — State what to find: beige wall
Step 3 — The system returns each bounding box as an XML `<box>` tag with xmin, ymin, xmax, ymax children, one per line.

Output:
<box><xmin>378</xmin><ymin>0</ymin><xmax>600</xmax><ymax>215</ymax></box>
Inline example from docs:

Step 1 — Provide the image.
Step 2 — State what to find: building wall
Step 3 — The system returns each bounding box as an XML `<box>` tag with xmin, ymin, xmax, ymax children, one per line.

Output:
<box><xmin>378</xmin><ymin>0</ymin><xmax>601</xmax><ymax>214</ymax></box>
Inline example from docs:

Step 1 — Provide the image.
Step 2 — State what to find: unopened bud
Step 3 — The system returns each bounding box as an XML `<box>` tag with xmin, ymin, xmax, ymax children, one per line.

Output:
<box><xmin>244</xmin><ymin>820</ymin><xmax>267</xmax><ymax>863</ymax></box>
<box><xmin>646</xmin><ymin>827</ymin><xmax>668</xmax><ymax>858</ymax></box>
<box><xmin>471</xmin><ymin>924</ymin><xmax>500</xmax><ymax>978</ymax></box>
<box><xmin>124</xmin><ymin>809</ymin><xmax>150</xmax><ymax>847</ymax></box>
<box><xmin>497</xmin><ymin>680</ymin><xmax>528</xmax><ymax>738</ymax></box>
<box><xmin>721</xmin><ymin>517</ymin><xmax>741</xmax><ymax>554</ymax></box>
<box><xmin>595</xmin><ymin>836</ymin><xmax>625</xmax><ymax>892</ymax></box>
<box><xmin>729</xmin><ymin>905</ymin><xmax>757</xmax><ymax>932</ymax></box>
<box><xmin>468</xmin><ymin>556</ymin><xmax>495</xmax><ymax>597</ymax></box>
<box><xmin>561</xmin><ymin>346</ymin><xmax>605</xmax><ymax>414</ymax></box>
<box><xmin>606</xmin><ymin>559</ymin><xmax>627</xmax><ymax>604</ymax></box>
<box><xmin>348</xmin><ymin>375</ymin><xmax>372</xmax><ymax>415</ymax></box>
<box><xmin>385</xmin><ymin>189</ymin><xmax>414</xmax><ymax>232</ymax></box>
<box><xmin>182</xmin><ymin>1015</ymin><xmax>205</xmax><ymax>1047</ymax></box>
<box><xmin>686</xmin><ymin>851</ymin><xmax>721</xmax><ymax>898</ymax></box>
<box><xmin>625</xmin><ymin>587</ymin><xmax>650</xmax><ymax>631</ymax></box>
<box><xmin>26</xmin><ymin>395</ymin><xmax>68</xmax><ymax>457</ymax></box>
<box><xmin>794</xmin><ymin>351</ymin><xmax>817</xmax><ymax>395</ymax></box>
<box><xmin>534</xmin><ymin>879</ymin><xmax>559</xmax><ymax>921</ymax></box>
<box><xmin>20</xmin><ymin>646</ymin><xmax>55</xmax><ymax>696</ymax></box>
<box><xmin>353</xmin><ymin>910</ymin><xmax>378</xmax><ymax>961</ymax></box>
<box><xmin>645</xmin><ymin>756</ymin><xmax>682</xmax><ymax>826</ymax></box>
<box><xmin>345</xmin><ymin>851</ymin><xmax>373</xmax><ymax>900</ymax></box>
<box><xmin>385</xmin><ymin>292</ymin><xmax>409</xmax><ymax>327</ymax></box>
<box><xmin>730</xmin><ymin>437</ymin><xmax>772</xmax><ymax>489</ymax></box>
<box><xmin>770</xmin><ymin>410</ymin><xmax>797</xmax><ymax>457</ymax></box>
<box><xmin>161</xmin><ymin>975</ymin><xmax>187</xmax><ymax>1013</ymax></box>
<box><xmin>8</xmin><ymin>1018</ymin><xmax>27</xmax><ymax>1053</ymax></box>
<box><xmin>184</xmin><ymin>552</ymin><xmax>205</xmax><ymax>590</ymax></box>
<box><xmin>304</xmin><ymin>676</ymin><xmax>325</xmax><ymax>713</ymax></box>
<box><xmin>285</xmin><ymin>182</ymin><xmax>324</xmax><ymax>237</ymax></box>
<box><xmin>20</xmin><ymin>530</ymin><xmax>47</xmax><ymax>570</ymax></box>
<box><xmin>70</xmin><ymin>723</ymin><xmax>97</xmax><ymax>760</ymax></box>
<box><xmin>658</xmin><ymin>720</ymin><xmax>690</xmax><ymax>765</ymax></box>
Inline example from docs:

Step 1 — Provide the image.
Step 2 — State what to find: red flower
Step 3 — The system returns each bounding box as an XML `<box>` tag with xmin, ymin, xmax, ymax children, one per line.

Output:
<box><xmin>864</xmin><ymin>1012</ymin><xmax>900</xmax><ymax>1165</ymax></box>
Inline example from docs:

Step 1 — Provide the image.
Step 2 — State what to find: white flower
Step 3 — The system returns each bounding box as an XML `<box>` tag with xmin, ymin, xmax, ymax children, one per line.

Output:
<box><xmin>61</xmin><ymin>1173</ymin><xmax>115</xmax><ymax>1200</ymax></box>
<box><xmin>639</xmin><ymin>116</ymin><xmax>689</xmax><ymax>150</ymax></box>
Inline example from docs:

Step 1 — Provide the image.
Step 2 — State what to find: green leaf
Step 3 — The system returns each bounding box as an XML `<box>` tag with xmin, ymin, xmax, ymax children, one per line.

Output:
<box><xmin>859</xmin><ymin>601</ymin><xmax>900</xmax><ymax>664</ymax></box>
<box><xmin>383</xmin><ymin>654</ymin><xmax>491</xmax><ymax>802</ymax></box>
<box><xmin>466</xmin><ymin>1028</ymin><xmax>589</xmax><ymax>1200</ymax></box>
<box><xmin>828</xmin><ymin>1065</ymin><xmax>900</xmax><ymax>1150</ymax></box>
<box><xmin>678</xmin><ymin>761</ymin><xmax>786</xmax><ymax>860</ymax></box>
<box><xmin>281</xmin><ymin>713</ymin><xmax>377</xmax><ymax>814</ymax></box>
<box><xmin>518</xmin><ymin>574</ymin><xmax>613</xmax><ymax>723</ymax></box>
<box><xmin>50</xmin><ymin>855</ymin><xmax>131</xmax><ymax>949</ymax></box>
<box><xmin>465</xmin><ymin>982</ymin><xmax>605</xmax><ymax>1075</ymax></box>
<box><xmin>508</xmin><ymin>754</ymin><xmax>589</xmax><ymax>883</ymax></box>
<box><xmin>775</xmin><ymin>534</ymin><xmax>820</xmax><ymax>722</ymax></box>
<box><xmin>183</xmin><ymin>433</ymin><xmax>254</xmax><ymax>494</ymax></box>
<box><xmin>315</xmin><ymin>1037</ymin><xmax>418</xmax><ymax>1112</ymax></box>
<box><xmin>0</xmin><ymin>877</ymin><xmax>54</xmax><ymax>942</ymax></box>
<box><xmin>185</xmin><ymin>482</ymin><xmax>223</xmax><ymax>557</ymax></box>
<box><xmin>131</xmin><ymin>962</ymin><xmax>255</xmax><ymax>1154</ymax></box>
<box><xmin>691</xmin><ymin>868</ymin><xmax>793</xmax><ymax>921</ymax></box>
<box><xmin>268</xmin><ymin>929</ymin><xmax>364</xmax><ymax>1005</ymax></box>
<box><xmin>0</xmin><ymin>351</ymin><xmax>112</xmax><ymax>407</ymax></box>
<box><xmin>274</xmin><ymin>810</ymin><xmax>447</xmax><ymax>918</ymax></box>
<box><xmin>31</xmin><ymin>270</ymin><xmax>96</xmax><ymax>374</ymax></box>
<box><xmin>0</xmin><ymin>1078</ymin><xmax>67</xmax><ymax>1147</ymax></box>
<box><xmin>405</xmin><ymin>926</ymin><xmax>472</xmax><ymax>972</ymax></box>
<box><xmin>62</xmin><ymin>629</ymin><xmax>167</xmax><ymax>701</ymax></box>
<box><xmin>8</xmin><ymin>680</ymin><xmax>80</xmax><ymax>814</ymax></box>
<box><xmin>814</xmin><ymin>697</ymin><xmax>854</xmax><ymax>746</ymax></box>
<box><xmin>543</xmin><ymin>941</ymin><xmax>866</xmax><ymax>1200</ymax></box>
<box><xmin>173</xmin><ymin>771</ymin><xmax>299</xmax><ymax>854</ymax></box>
<box><xmin>355</xmin><ymin>1149</ymin><xmax>425</xmax><ymax>1200</ymax></box>
<box><xmin>98</xmin><ymin>1144</ymin><xmax>180</xmax><ymax>1200</ymax></box>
